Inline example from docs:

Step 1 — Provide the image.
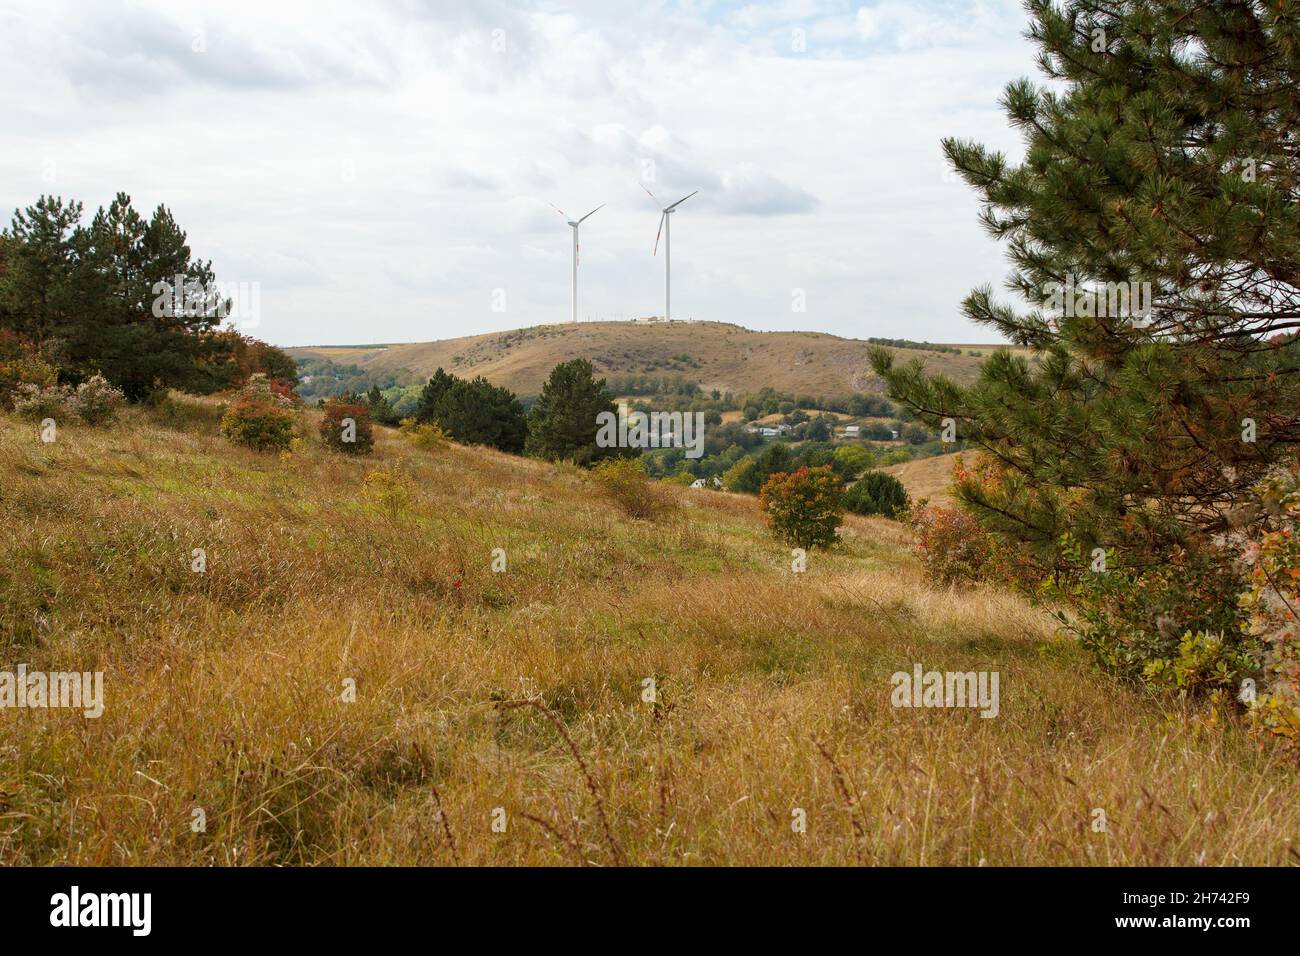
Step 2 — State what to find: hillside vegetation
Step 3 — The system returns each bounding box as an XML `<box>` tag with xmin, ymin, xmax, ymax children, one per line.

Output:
<box><xmin>1</xmin><ymin>399</ymin><xmax>1295</xmax><ymax>866</ymax></box>
<box><xmin>289</xmin><ymin>321</ymin><xmax>990</xmax><ymax>401</ymax></box>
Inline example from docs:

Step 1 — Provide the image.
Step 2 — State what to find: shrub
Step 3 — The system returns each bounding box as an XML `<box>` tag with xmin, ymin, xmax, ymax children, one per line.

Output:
<box><xmin>399</xmin><ymin>418</ymin><xmax>449</xmax><ymax>450</ymax></box>
<box><xmin>907</xmin><ymin>504</ymin><xmax>996</xmax><ymax>586</ymax></box>
<box><xmin>0</xmin><ymin>331</ymin><xmax>58</xmax><ymax>409</ymax></box>
<box><xmin>843</xmin><ymin>471</ymin><xmax>909</xmax><ymax>518</ymax></box>
<box><xmin>319</xmin><ymin>401</ymin><xmax>374</xmax><ymax>455</ymax></box>
<box><xmin>759</xmin><ymin>465</ymin><xmax>843</xmax><ymax>550</ymax></box>
<box><xmin>220</xmin><ymin>397</ymin><xmax>296</xmax><ymax>451</ymax></box>
<box><xmin>239</xmin><ymin>372</ymin><xmax>296</xmax><ymax>408</ymax></box>
<box><xmin>68</xmin><ymin>374</ymin><xmax>125</xmax><ymax>425</ymax></box>
<box><xmin>1046</xmin><ymin>534</ymin><xmax>1250</xmax><ymax>689</ymax></box>
<box><xmin>362</xmin><ymin>469</ymin><xmax>414</xmax><ymax>520</ymax></box>
<box><xmin>592</xmin><ymin>456</ymin><xmax>673</xmax><ymax>520</ymax></box>
<box><xmin>10</xmin><ymin>382</ymin><xmax>71</xmax><ymax>421</ymax></box>
<box><xmin>1238</xmin><ymin>470</ymin><xmax>1300</xmax><ymax>753</ymax></box>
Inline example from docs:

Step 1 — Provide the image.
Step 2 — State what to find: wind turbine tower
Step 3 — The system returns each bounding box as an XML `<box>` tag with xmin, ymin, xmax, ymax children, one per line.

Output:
<box><xmin>548</xmin><ymin>202</ymin><xmax>604</xmax><ymax>323</ymax></box>
<box><xmin>641</xmin><ymin>186</ymin><xmax>698</xmax><ymax>321</ymax></box>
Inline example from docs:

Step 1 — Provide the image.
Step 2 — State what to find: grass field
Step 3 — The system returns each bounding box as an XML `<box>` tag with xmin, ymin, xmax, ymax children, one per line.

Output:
<box><xmin>1</xmin><ymin>399</ymin><xmax>1296</xmax><ymax>866</ymax></box>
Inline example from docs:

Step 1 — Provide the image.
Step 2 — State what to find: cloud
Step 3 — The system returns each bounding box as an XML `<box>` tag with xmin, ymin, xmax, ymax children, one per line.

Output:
<box><xmin>0</xmin><ymin>0</ymin><xmax>1036</xmax><ymax>346</ymax></box>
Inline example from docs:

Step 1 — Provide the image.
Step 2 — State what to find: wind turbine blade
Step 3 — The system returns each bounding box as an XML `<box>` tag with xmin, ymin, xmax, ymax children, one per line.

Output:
<box><xmin>653</xmin><ymin>212</ymin><xmax>664</xmax><ymax>256</ymax></box>
<box><xmin>547</xmin><ymin>202</ymin><xmax>567</xmax><ymax>218</ymax></box>
<box><xmin>639</xmin><ymin>183</ymin><xmax>659</xmax><ymax>204</ymax></box>
<box><xmin>666</xmin><ymin>190</ymin><xmax>698</xmax><ymax>211</ymax></box>
<box><xmin>577</xmin><ymin>203</ymin><xmax>605</xmax><ymax>223</ymax></box>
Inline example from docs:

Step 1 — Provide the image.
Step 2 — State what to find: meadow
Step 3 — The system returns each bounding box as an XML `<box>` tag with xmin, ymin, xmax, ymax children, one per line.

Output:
<box><xmin>1</xmin><ymin>397</ymin><xmax>1296</xmax><ymax>866</ymax></box>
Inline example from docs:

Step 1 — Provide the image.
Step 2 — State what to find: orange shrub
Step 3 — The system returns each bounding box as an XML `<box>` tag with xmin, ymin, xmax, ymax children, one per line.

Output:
<box><xmin>759</xmin><ymin>465</ymin><xmax>843</xmax><ymax>550</ymax></box>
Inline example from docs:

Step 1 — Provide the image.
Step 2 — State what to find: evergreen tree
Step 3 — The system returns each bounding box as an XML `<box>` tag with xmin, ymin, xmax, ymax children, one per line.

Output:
<box><xmin>0</xmin><ymin>193</ymin><xmax>239</xmax><ymax>400</ymax></box>
<box><xmin>524</xmin><ymin>358</ymin><xmax>624</xmax><ymax>466</ymax></box>
<box><xmin>414</xmin><ymin>367</ymin><xmax>457</xmax><ymax>423</ymax></box>
<box><xmin>366</xmin><ymin>385</ymin><xmax>399</xmax><ymax>426</ymax></box>
<box><xmin>872</xmin><ymin>0</ymin><xmax>1300</xmax><ymax>572</ymax></box>
<box><xmin>431</xmin><ymin>376</ymin><xmax>527</xmax><ymax>453</ymax></box>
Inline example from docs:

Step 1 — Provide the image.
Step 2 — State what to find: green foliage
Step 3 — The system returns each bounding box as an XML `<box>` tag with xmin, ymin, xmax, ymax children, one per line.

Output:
<box><xmin>439</xmin><ymin>378</ymin><xmax>526</xmax><ymax>453</ymax></box>
<box><xmin>867</xmin><ymin>337</ymin><xmax>962</xmax><ymax>355</ymax></box>
<box><xmin>525</xmin><ymin>358</ymin><xmax>624</xmax><ymax>466</ymax></box>
<box><xmin>414</xmin><ymin>367</ymin><xmax>458</xmax><ymax>423</ymax></box>
<box><xmin>725</xmin><ymin>442</ymin><xmax>793</xmax><ymax>494</ymax></box>
<box><xmin>408</xmin><ymin>366</ymin><xmax>526</xmax><ymax>453</ymax></box>
<box><xmin>591</xmin><ymin>456</ymin><xmax>674</xmax><ymax>520</ymax></box>
<box><xmin>0</xmin><ymin>193</ymin><xmax>289</xmax><ymax>401</ymax></box>
<box><xmin>319</xmin><ymin>401</ymin><xmax>374</xmax><ymax>455</ymax></box>
<box><xmin>366</xmin><ymin>385</ymin><xmax>400</xmax><ymax>426</ymax></box>
<box><xmin>832</xmin><ymin>444</ymin><xmax>875</xmax><ymax>480</ymax></box>
<box><xmin>871</xmin><ymin>0</ymin><xmax>1300</xmax><ymax>679</ymax></box>
<box><xmin>759</xmin><ymin>465</ymin><xmax>844</xmax><ymax>550</ymax></box>
<box><xmin>294</xmin><ymin>356</ymin><xmax>411</xmax><ymax>404</ymax></box>
<box><xmin>843</xmin><ymin>471</ymin><xmax>910</xmax><ymax>518</ymax></box>
<box><xmin>1043</xmin><ymin>534</ymin><xmax>1251</xmax><ymax>688</ymax></box>
<box><xmin>0</xmin><ymin>331</ymin><xmax>58</xmax><ymax>408</ymax></box>
<box><xmin>398</xmin><ymin>418</ymin><xmax>449</xmax><ymax>450</ymax></box>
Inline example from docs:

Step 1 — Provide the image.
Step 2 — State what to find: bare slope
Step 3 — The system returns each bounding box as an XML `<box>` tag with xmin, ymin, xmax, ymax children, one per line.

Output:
<box><xmin>289</xmin><ymin>321</ymin><xmax>989</xmax><ymax>398</ymax></box>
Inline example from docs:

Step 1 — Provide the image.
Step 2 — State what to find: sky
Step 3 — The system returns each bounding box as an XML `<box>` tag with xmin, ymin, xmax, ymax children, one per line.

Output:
<box><xmin>0</xmin><ymin>0</ymin><xmax>1038</xmax><ymax>347</ymax></box>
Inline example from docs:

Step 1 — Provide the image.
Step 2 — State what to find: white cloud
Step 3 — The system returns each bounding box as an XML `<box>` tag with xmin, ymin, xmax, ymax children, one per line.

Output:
<box><xmin>0</xmin><ymin>0</ymin><xmax>1035</xmax><ymax>345</ymax></box>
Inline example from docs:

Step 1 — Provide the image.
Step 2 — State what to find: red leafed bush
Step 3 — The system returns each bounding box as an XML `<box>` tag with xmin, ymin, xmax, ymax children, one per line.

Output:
<box><xmin>319</xmin><ymin>400</ymin><xmax>374</xmax><ymax>455</ymax></box>
<box><xmin>907</xmin><ymin>504</ymin><xmax>996</xmax><ymax>585</ymax></box>
<box><xmin>220</xmin><ymin>397</ymin><xmax>295</xmax><ymax>451</ymax></box>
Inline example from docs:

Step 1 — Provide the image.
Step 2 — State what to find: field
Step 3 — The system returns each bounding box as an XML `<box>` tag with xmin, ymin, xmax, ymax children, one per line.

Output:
<box><xmin>288</xmin><ymin>321</ymin><xmax>991</xmax><ymax>400</ymax></box>
<box><xmin>883</xmin><ymin>452</ymin><xmax>962</xmax><ymax>506</ymax></box>
<box><xmin>1</xmin><ymin>400</ymin><xmax>1296</xmax><ymax>866</ymax></box>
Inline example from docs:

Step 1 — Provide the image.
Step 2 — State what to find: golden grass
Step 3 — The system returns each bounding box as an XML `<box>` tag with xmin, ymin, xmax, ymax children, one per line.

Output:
<box><xmin>0</xmin><ymin>400</ymin><xmax>1296</xmax><ymax>866</ymax></box>
<box><xmin>288</xmin><ymin>321</ymin><xmax>988</xmax><ymax>400</ymax></box>
<box><xmin>883</xmin><ymin>452</ymin><xmax>962</xmax><ymax>506</ymax></box>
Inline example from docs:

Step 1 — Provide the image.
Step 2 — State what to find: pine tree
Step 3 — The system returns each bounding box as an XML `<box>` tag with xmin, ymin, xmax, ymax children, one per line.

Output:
<box><xmin>0</xmin><ymin>193</ymin><xmax>237</xmax><ymax>399</ymax></box>
<box><xmin>524</xmin><ymin>358</ymin><xmax>625</xmax><ymax>466</ymax></box>
<box><xmin>872</xmin><ymin>0</ymin><xmax>1300</xmax><ymax>572</ymax></box>
<box><xmin>430</xmin><ymin>376</ymin><xmax>527</xmax><ymax>453</ymax></box>
<box><xmin>414</xmin><ymin>367</ymin><xmax>457</xmax><ymax>423</ymax></box>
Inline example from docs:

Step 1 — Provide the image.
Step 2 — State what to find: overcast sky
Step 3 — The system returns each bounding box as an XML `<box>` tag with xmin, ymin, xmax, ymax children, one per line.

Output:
<box><xmin>0</xmin><ymin>0</ymin><xmax>1037</xmax><ymax>347</ymax></box>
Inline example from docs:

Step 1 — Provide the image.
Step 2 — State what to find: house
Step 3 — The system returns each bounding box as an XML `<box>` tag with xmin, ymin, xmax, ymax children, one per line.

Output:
<box><xmin>759</xmin><ymin>426</ymin><xmax>780</xmax><ymax>437</ymax></box>
<box><xmin>690</xmin><ymin>477</ymin><xmax>722</xmax><ymax>489</ymax></box>
<box><xmin>839</xmin><ymin>424</ymin><xmax>860</xmax><ymax>438</ymax></box>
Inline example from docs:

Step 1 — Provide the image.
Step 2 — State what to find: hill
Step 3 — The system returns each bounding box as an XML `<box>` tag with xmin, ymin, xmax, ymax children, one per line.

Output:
<box><xmin>883</xmin><ymin>452</ymin><xmax>962</xmax><ymax>506</ymax></box>
<box><xmin>0</xmin><ymin>399</ymin><xmax>1293</xmax><ymax>865</ymax></box>
<box><xmin>288</xmin><ymin>321</ymin><xmax>991</xmax><ymax>399</ymax></box>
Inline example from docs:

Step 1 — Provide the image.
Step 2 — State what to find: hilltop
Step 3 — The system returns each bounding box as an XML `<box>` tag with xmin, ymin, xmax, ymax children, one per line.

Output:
<box><xmin>1</xmin><ymin>399</ymin><xmax>1293</xmax><ymax>865</ymax></box>
<box><xmin>287</xmin><ymin>321</ymin><xmax>993</xmax><ymax>399</ymax></box>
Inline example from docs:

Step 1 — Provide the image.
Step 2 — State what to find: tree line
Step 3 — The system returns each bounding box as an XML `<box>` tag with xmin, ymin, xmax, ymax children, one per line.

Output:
<box><xmin>0</xmin><ymin>193</ymin><xmax>294</xmax><ymax>401</ymax></box>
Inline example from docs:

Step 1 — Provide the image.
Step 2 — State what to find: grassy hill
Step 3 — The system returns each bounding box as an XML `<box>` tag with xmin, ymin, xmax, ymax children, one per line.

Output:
<box><xmin>1</xmin><ymin>399</ymin><xmax>1294</xmax><ymax>865</ymax></box>
<box><xmin>883</xmin><ymin>452</ymin><xmax>962</xmax><ymax>506</ymax></box>
<box><xmin>288</xmin><ymin>321</ymin><xmax>991</xmax><ymax>400</ymax></box>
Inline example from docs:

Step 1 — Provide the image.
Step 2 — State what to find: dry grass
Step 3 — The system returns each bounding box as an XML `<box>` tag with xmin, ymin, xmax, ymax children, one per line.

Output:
<box><xmin>883</xmin><ymin>452</ymin><xmax>962</xmax><ymax>506</ymax></box>
<box><xmin>0</xmin><ymin>398</ymin><xmax>1296</xmax><ymax>866</ymax></box>
<box><xmin>288</xmin><ymin>321</ymin><xmax>988</xmax><ymax>400</ymax></box>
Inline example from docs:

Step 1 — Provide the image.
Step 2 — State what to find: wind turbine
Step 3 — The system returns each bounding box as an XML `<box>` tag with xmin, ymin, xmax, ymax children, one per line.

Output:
<box><xmin>548</xmin><ymin>202</ymin><xmax>604</xmax><ymax>323</ymax></box>
<box><xmin>641</xmin><ymin>186</ymin><xmax>698</xmax><ymax>322</ymax></box>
